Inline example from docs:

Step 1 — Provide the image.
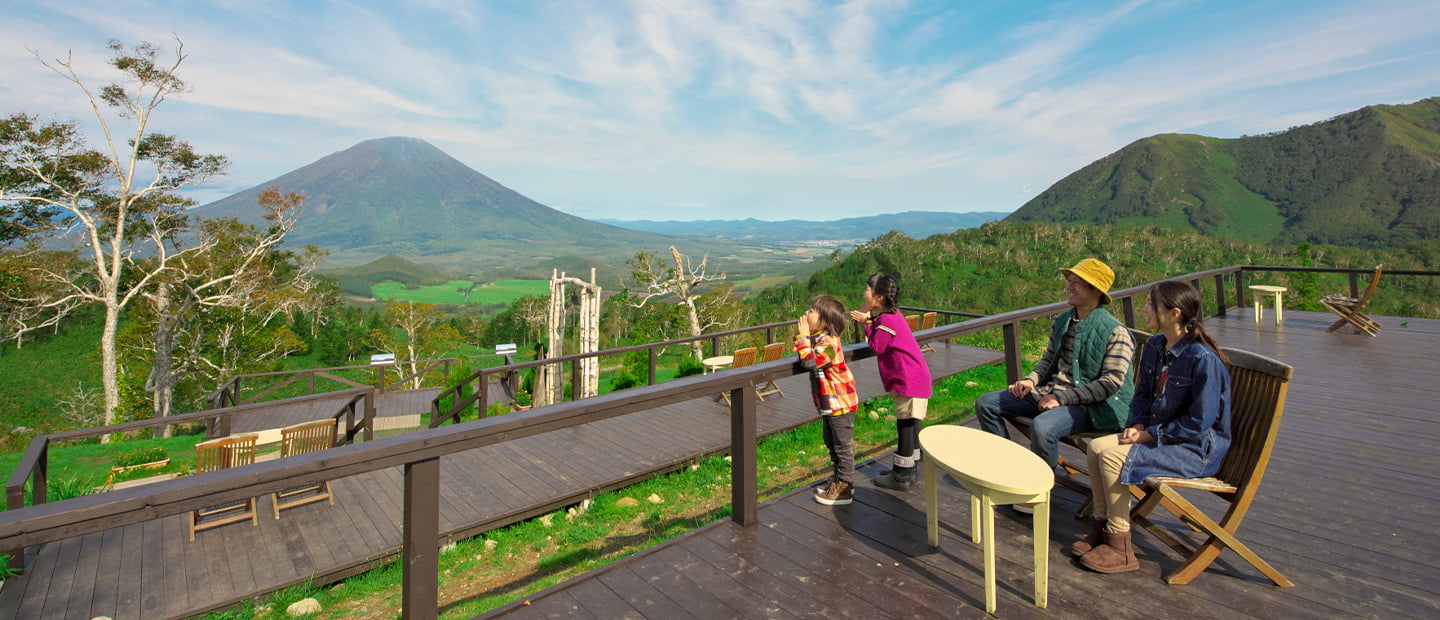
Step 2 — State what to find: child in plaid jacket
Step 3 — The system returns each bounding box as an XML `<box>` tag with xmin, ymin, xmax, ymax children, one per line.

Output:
<box><xmin>795</xmin><ymin>294</ymin><xmax>859</xmax><ymax>505</ymax></box>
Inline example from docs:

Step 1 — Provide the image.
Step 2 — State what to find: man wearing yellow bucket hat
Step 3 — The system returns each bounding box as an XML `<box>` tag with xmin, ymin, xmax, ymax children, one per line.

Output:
<box><xmin>974</xmin><ymin>258</ymin><xmax>1136</xmax><ymax>513</ymax></box>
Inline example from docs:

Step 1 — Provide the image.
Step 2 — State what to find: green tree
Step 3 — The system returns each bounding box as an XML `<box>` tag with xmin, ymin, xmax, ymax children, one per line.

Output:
<box><xmin>0</xmin><ymin>39</ymin><xmax>228</xmax><ymax>435</ymax></box>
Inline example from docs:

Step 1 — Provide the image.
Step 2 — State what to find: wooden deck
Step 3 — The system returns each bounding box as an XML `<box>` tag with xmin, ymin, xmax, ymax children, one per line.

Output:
<box><xmin>479</xmin><ymin>310</ymin><xmax>1440</xmax><ymax>619</ymax></box>
<box><xmin>0</xmin><ymin>343</ymin><xmax>1003</xmax><ymax>619</ymax></box>
<box><xmin>226</xmin><ymin>387</ymin><xmax>440</xmax><ymax>436</ymax></box>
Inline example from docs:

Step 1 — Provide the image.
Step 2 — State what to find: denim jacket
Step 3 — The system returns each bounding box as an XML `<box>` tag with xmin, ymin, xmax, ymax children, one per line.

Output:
<box><xmin>1120</xmin><ymin>334</ymin><xmax>1232</xmax><ymax>485</ymax></box>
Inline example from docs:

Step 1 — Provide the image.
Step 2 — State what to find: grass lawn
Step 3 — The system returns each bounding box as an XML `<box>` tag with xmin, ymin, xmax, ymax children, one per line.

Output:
<box><xmin>370</xmin><ymin>280</ymin><xmax>549</xmax><ymax>305</ymax></box>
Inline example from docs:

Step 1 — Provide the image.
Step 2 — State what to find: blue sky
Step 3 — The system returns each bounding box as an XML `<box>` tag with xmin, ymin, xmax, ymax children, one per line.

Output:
<box><xmin>3</xmin><ymin>0</ymin><xmax>1439</xmax><ymax>221</ymax></box>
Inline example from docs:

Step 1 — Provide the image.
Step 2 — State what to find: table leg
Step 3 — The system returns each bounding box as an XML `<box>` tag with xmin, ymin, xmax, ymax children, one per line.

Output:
<box><xmin>982</xmin><ymin>492</ymin><xmax>996</xmax><ymax>614</ymax></box>
<box><xmin>1275</xmin><ymin>292</ymin><xmax>1283</xmax><ymax>323</ymax></box>
<box><xmin>925</xmin><ymin>458</ymin><xmax>939</xmax><ymax>547</ymax></box>
<box><xmin>1253</xmin><ymin>298</ymin><xmax>1261</xmax><ymax>323</ymax></box>
<box><xmin>1033</xmin><ymin>492</ymin><xmax>1049</xmax><ymax>608</ymax></box>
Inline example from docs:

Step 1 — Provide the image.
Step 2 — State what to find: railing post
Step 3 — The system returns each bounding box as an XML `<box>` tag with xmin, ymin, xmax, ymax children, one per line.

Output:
<box><xmin>1214</xmin><ymin>274</ymin><xmax>1228</xmax><ymax>316</ymax></box>
<box><xmin>1349</xmin><ymin>271</ymin><xmax>1360</xmax><ymax>298</ymax></box>
<box><xmin>364</xmin><ymin>388</ymin><xmax>376</xmax><ymax>442</ymax></box>
<box><xmin>478</xmin><ymin>371</ymin><xmax>490</xmax><ymax>419</ymax></box>
<box><xmin>402</xmin><ymin>456</ymin><xmax>440</xmax><ymax>620</ymax></box>
<box><xmin>730</xmin><ymin>385</ymin><xmax>758</xmax><ymax>526</ymax></box>
<box><xmin>710</xmin><ymin>336</ymin><xmax>719</xmax><ymax>357</ymax></box>
<box><xmin>307</xmin><ymin>371</ymin><xmax>315</xmax><ymax>396</ymax></box>
<box><xmin>648</xmin><ymin>349</ymin><xmax>657</xmax><ymax>386</ymax></box>
<box><xmin>1235</xmin><ymin>269</ymin><xmax>1247</xmax><ymax>313</ymax></box>
<box><xmin>1002</xmin><ymin>322</ymin><xmax>1022</xmax><ymax>385</ymax></box>
<box><xmin>766</xmin><ymin>326</ymin><xmax>774</xmax><ymax>344</ymax></box>
<box><xmin>1121</xmin><ymin>297</ymin><xmax>1136</xmax><ymax>328</ymax></box>
<box><xmin>571</xmin><ymin>359</ymin><xmax>581</xmax><ymax>402</ymax></box>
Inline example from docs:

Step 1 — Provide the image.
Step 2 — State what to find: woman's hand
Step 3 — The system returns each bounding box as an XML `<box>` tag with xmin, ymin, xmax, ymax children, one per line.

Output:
<box><xmin>849</xmin><ymin>310</ymin><xmax>870</xmax><ymax>325</ymax></box>
<box><xmin>1119</xmin><ymin>425</ymin><xmax>1154</xmax><ymax>445</ymax></box>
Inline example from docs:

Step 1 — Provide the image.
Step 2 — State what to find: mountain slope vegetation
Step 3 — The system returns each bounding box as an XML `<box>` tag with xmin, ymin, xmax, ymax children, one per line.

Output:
<box><xmin>747</xmin><ymin>221</ymin><xmax>1440</xmax><ymax>322</ymax></box>
<box><xmin>1008</xmin><ymin>97</ymin><xmax>1440</xmax><ymax>249</ymax></box>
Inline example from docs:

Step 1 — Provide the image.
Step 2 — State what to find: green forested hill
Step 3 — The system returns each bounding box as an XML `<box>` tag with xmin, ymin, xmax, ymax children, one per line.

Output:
<box><xmin>1007</xmin><ymin>97</ymin><xmax>1440</xmax><ymax>249</ymax></box>
<box><xmin>746</xmin><ymin>221</ymin><xmax>1440</xmax><ymax>322</ymax></box>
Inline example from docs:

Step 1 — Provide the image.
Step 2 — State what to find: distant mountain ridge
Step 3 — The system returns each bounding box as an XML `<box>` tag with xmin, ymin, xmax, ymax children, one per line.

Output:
<box><xmin>1007</xmin><ymin>97</ymin><xmax>1440</xmax><ymax>248</ymax></box>
<box><xmin>190</xmin><ymin>137</ymin><xmax>747</xmax><ymax>268</ymax></box>
<box><xmin>598</xmin><ymin>211</ymin><xmax>1007</xmax><ymax>244</ymax></box>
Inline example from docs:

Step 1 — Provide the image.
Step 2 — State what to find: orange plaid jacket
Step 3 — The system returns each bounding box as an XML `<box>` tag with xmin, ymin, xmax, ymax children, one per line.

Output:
<box><xmin>794</xmin><ymin>330</ymin><xmax>858</xmax><ymax>416</ymax></box>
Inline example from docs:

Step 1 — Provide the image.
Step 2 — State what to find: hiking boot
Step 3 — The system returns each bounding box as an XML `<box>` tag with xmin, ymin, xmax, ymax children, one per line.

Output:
<box><xmin>873</xmin><ymin>466</ymin><xmax>917</xmax><ymax>492</ymax></box>
<box><xmin>814</xmin><ymin>480</ymin><xmax>854</xmax><ymax>505</ymax></box>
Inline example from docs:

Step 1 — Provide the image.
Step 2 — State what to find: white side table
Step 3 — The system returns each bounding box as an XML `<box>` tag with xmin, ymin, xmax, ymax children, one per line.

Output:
<box><xmin>921</xmin><ymin>425</ymin><xmax>1053</xmax><ymax>613</ymax></box>
<box><xmin>701</xmin><ymin>355</ymin><xmax>733</xmax><ymax>374</ymax></box>
<box><xmin>1249</xmin><ymin>285</ymin><xmax>1287</xmax><ymax>324</ymax></box>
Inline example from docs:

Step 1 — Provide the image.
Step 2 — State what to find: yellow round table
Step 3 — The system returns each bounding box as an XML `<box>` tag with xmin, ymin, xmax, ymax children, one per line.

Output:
<box><xmin>1249</xmin><ymin>285</ymin><xmax>1287</xmax><ymax>324</ymax></box>
<box><xmin>921</xmin><ymin>425</ymin><xmax>1053</xmax><ymax>613</ymax></box>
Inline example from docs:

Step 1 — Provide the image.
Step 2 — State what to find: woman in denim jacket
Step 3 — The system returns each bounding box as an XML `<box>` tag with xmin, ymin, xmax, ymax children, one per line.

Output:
<box><xmin>1074</xmin><ymin>280</ymin><xmax>1231</xmax><ymax>574</ymax></box>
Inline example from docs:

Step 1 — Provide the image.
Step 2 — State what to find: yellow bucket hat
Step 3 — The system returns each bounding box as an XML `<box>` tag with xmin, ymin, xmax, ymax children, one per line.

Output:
<box><xmin>1061</xmin><ymin>258</ymin><xmax>1114</xmax><ymax>304</ymax></box>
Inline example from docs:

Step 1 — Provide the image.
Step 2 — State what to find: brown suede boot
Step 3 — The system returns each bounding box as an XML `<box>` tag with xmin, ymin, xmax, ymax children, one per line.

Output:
<box><xmin>1079</xmin><ymin>528</ymin><xmax>1140</xmax><ymax>574</ymax></box>
<box><xmin>1070</xmin><ymin>517</ymin><xmax>1106</xmax><ymax>557</ymax></box>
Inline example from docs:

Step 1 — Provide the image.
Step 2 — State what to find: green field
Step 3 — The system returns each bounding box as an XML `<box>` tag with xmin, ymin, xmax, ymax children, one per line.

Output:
<box><xmin>371</xmin><ymin>279</ymin><xmax>549</xmax><ymax>305</ymax></box>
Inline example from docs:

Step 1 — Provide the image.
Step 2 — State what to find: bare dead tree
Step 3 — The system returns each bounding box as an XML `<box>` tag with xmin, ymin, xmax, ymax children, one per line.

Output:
<box><xmin>627</xmin><ymin>245</ymin><xmax>727</xmax><ymax>361</ymax></box>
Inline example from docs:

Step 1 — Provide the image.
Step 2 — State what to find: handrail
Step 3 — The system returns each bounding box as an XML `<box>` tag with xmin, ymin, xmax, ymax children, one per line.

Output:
<box><xmin>3</xmin><ymin>263</ymin><xmax>1438</xmax><ymax>617</ymax></box>
<box><xmin>4</xmin><ymin>386</ymin><xmax>377</xmax><ymax>570</ymax></box>
<box><xmin>430</xmin><ymin>319</ymin><xmax>798</xmax><ymax>427</ymax></box>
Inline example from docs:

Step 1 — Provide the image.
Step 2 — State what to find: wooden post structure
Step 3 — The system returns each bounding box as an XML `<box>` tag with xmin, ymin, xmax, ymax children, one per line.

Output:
<box><xmin>538</xmin><ymin>269</ymin><xmax>603</xmax><ymax>406</ymax></box>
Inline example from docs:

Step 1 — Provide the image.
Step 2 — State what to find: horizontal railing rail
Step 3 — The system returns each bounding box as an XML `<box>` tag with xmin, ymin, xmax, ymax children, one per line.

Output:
<box><xmin>3</xmin><ymin>264</ymin><xmax>1438</xmax><ymax>618</ymax></box>
<box><xmin>430</xmin><ymin>319</ymin><xmax>800</xmax><ymax>427</ymax></box>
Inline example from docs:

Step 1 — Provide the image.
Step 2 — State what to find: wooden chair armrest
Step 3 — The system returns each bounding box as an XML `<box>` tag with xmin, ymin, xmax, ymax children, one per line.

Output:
<box><xmin>1143</xmin><ymin>476</ymin><xmax>1237</xmax><ymax>494</ymax></box>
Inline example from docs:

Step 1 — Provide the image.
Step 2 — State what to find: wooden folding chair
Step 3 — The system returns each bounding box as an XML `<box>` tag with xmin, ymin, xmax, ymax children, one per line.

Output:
<box><xmin>1129</xmin><ymin>347</ymin><xmax>1295</xmax><ymax>587</ymax></box>
<box><xmin>918</xmin><ymin>311</ymin><xmax>938</xmax><ymax>353</ymax></box>
<box><xmin>1321</xmin><ymin>264</ymin><xmax>1383</xmax><ymax>336</ymax></box>
<box><xmin>904</xmin><ymin>314</ymin><xmax>920</xmax><ymax>331</ymax></box>
<box><xmin>755</xmin><ymin>342</ymin><xmax>786</xmax><ymax>400</ymax></box>
<box><xmin>189</xmin><ymin>434</ymin><xmax>259</xmax><ymax>541</ymax></box>
<box><xmin>719</xmin><ymin>347</ymin><xmax>758</xmax><ymax>406</ymax></box>
<box><xmin>271</xmin><ymin>419</ymin><xmax>338</xmax><ymax>519</ymax></box>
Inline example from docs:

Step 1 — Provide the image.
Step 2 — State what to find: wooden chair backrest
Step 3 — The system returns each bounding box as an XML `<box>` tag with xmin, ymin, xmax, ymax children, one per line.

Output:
<box><xmin>1215</xmin><ymin>347</ymin><xmax>1292</xmax><ymax>495</ymax></box>
<box><xmin>281</xmin><ymin>419</ymin><xmax>337</xmax><ymax>458</ymax></box>
<box><xmin>731</xmin><ymin>347</ymin><xmax>758</xmax><ymax>368</ymax></box>
<box><xmin>760</xmin><ymin>342</ymin><xmax>785</xmax><ymax>363</ymax></box>
<box><xmin>196</xmin><ymin>434</ymin><xmax>259</xmax><ymax>474</ymax></box>
<box><xmin>1353</xmin><ymin>264</ymin><xmax>1384</xmax><ymax>308</ymax></box>
<box><xmin>919</xmin><ymin>312</ymin><xmax>937</xmax><ymax>331</ymax></box>
<box><xmin>905</xmin><ymin>315</ymin><xmax>920</xmax><ymax>331</ymax></box>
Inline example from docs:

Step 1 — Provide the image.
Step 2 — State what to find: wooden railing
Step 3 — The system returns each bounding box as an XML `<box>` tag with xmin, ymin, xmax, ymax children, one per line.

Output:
<box><xmin>205</xmin><ymin>353</ymin><xmax>515</xmax><ymax>410</ymax></box>
<box><xmin>429</xmin><ymin>319</ymin><xmax>800</xmax><ymax>427</ymax></box>
<box><xmin>4</xmin><ymin>387</ymin><xmax>377</xmax><ymax>571</ymax></box>
<box><xmin>1</xmin><ymin>264</ymin><xmax>1434</xmax><ymax>619</ymax></box>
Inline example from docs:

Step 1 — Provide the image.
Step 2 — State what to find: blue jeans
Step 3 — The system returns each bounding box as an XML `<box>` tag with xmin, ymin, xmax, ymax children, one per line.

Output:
<box><xmin>974</xmin><ymin>389</ymin><xmax>1094</xmax><ymax>476</ymax></box>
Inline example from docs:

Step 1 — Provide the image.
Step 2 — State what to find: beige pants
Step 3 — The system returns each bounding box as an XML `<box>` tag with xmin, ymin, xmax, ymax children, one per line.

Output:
<box><xmin>1086</xmin><ymin>433</ymin><xmax>1134</xmax><ymax>533</ymax></box>
<box><xmin>893</xmin><ymin>395</ymin><xmax>928</xmax><ymax>420</ymax></box>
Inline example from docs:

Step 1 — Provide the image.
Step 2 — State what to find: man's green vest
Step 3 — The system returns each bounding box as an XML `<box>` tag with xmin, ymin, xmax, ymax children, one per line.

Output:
<box><xmin>1047</xmin><ymin>307</ymin><xmax>1134</xmax><ymax>430</ymax></box>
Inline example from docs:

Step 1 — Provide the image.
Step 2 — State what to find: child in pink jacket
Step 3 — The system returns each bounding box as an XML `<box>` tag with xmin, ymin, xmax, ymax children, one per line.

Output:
<box><xmin>849</xmin><ymin>273</ymin><xmax>932</xmax><ymax>491</ymax></box>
